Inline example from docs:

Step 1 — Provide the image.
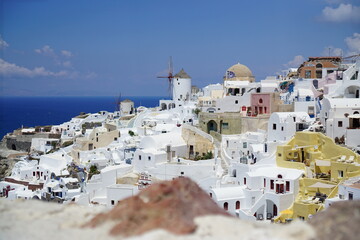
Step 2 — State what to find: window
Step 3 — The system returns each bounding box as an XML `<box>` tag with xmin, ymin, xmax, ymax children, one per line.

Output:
<box><xmin>222</xmin><ymin>122</ymin><xmax>229</xmax><ymax>129</ymax></box>
<box><xmin>210</xmin><ymin>193</ymin><xmax>212</xmax><ymax>198</ymax></box>
<box><xmin>224</xmin><ymin>202</ymin><xmax>228</xmax><ymax>211</ymax></box>
<box><xmin>259</xmin><ymin>98</ymin><xmax>263</xmax><ymax>104</ymax></box>
<box><xmin>139</xmin><ymin>155</ymin><xmax>142</xmax><ymax>160</ymax></box>
<box><xmin>236</xmin><ymin>201</ymin><xmax>240</xmax><ymax>210</ymax></box>
<box><xmin>148</xmin><ymin>156</ymin><xmax>151</xmax><ymax>161</ymax></box>
<box><xmin>277</xmin><ymin>174</ymin><xmax>283</xmax><ymax>179</ymax></box>
<box><xmin>286</xmin><ymin>181</ymin><xmax>290</xmax><ymax>192</ymax></box>
<box><xmin>270</xmin><ymin>180</ymin><xmax>274</xmax><ymax>190</ymax></box>
<box><xmin>244</xmin><ymin>177</ymin><xmax>247</xmax><ymax>185</ymax></box>
<box><xmin>316</xmin><ymin>70</ymin><xmax>322</xmax><ymax>79</ymax></box>
<box><xmin>243</xmin><ymin>142</ymin><xmax>247</xmax><ymax>148</ymax></box>
<box><xmin>316</xmin><ymin>63</ymin><xmax>322</xmax><ymax>68</ymax></box>
<box><xmin>278</xmin><ymin>153</ymin><xmax>282</xmax><ymax>157</ymax></box>
<box><xmin>350</xmin><ymin>71</ymin><xmax>358</xmax><ymax>80</ymax></box>
<box><xmin>281</xmin><ymin>126</ymin><xmax>284</xmax><ymax>131</ymax></box>
<box><xmin>273</xmin><ymin>124</ymin><xmax>277</xmax><ymax>130</ymax></box>
<box><xmin>338</xmin><ymin>121</ymin><xmax>343</xmax><ymax>127</ymax></box>
<box><xmin>111</xmin><ymin>200</ymin><xmax>115</xmax><ymax>205</ymax></box>
<box><xmin>338</xmin><ymin>170</ymin><xmax>344</xmax><ymax>178</ymax></box>
<box><xmin>305</xmin><ymin>70</ymin><xmax>311</xmax><ymax>78</ymax></box>
<box><xmin>349</xmin><ymin>192</ymin><xmax>353</xmax><ymax>200</ymax></box>
<box><xmin>264</xmin><ymin>178</ymin><xmax>266</xmax><ymax>187</ymax></box>
<box><xmin>235</xmin><ymin>100</ymin><xmax>238</xmax><ymax>104</ymax></box>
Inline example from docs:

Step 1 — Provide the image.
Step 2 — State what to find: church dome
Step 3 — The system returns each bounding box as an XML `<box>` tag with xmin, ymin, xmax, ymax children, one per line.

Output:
<box><xmin>224</xmin><ymin>63</ymin><xmax>254</xmax><ymax>82</ymax></box>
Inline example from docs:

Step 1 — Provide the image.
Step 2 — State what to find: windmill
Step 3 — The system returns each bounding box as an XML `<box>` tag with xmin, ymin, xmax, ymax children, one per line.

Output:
<box><xmin>157</xmin><ymin>56</ymin><xmax>174</xmax><ymax>98</ymax></box>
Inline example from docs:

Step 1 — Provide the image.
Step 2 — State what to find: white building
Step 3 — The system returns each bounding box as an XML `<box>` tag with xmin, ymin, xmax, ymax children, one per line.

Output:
<box><xmin>31</xmin><ymin>138</ymin><xmax>59</xmax><ymax>153</ymax></box>
<box><xmin>159</xmin><ymin>68</ymin><xmax>192</xmax><ymax>110</ymax></box>
<box><xmin>326</xmin><ymin>176</ymin><xmax>360</xmax><ymax>207</ymax></box>
<box><xmin>267</xmin><ymin>112</ymin><xmax>313</xmax><ymax>142</ymax></box>
<box><xmin>106</xmin><ymin>184</ymin><xmax>139</xmax><ymax>208</ymax></box>
<box><xmin>210</xmin><ymin>167</ymin><xmax>303</xmax><ymax>221</ymax></box>
<box><xmin>320</xmin><ymin>97</ymin><xmax>360</xmax><ymax>148</ymax></box>
<box><xmin>133</xmin><ymin>128</ymin><xmax>187</xmax><ymax>172</ymax></box>
<box><xmin>120</xmin><ymin>99</ymin><xmax>135</xmax><ymax>116</ymax></box>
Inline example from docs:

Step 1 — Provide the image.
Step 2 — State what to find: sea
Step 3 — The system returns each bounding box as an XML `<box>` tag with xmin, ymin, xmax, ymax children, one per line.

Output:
<box><xmin>0</xmin><ymin>96</ymin><xmax>168</xmax><ymax>139</ymax></box>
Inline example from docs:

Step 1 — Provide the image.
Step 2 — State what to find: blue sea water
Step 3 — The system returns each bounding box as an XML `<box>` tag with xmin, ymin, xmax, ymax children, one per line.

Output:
<box><xmin>0</xmin><ymin>96</ymin><xmax>167</xmax><ymax>139</ymax></box>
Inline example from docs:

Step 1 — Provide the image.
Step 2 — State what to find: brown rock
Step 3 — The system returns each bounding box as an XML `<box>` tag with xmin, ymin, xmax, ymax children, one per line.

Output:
<box><xmin>86</xmin><ymin>177</ymin><xmax>230</xmax><ymax>236</ymax></box>
<box><xmin>308</xmin><ymin>200</ymin><xmax>360</xmax><ymax>240</ymax></box>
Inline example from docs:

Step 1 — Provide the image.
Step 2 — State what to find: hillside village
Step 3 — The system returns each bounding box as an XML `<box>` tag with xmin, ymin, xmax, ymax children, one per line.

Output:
<box><xmin>1</xmin><ymin>55</ymin><xmax>360</xmax><ymax>223</ymax></box>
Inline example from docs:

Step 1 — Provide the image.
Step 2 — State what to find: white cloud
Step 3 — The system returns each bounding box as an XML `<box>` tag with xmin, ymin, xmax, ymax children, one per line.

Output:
<box><xmin>84</xmin><ymin>72</ymin><xmax>97</xmax><ymax>79</ymax></box>
<box><xmin>61</xmin><ymin>50</ymin><xmax>73</xmax><ymax>57</ymax></box>
<box><xmin>322</xmin><ymin>4</ymin><xmax>360</xmax><ymax>22</ymax></box>
<box><xmin>345</xmin><ymin>32</ymin><xmax>360</xmax><ymax>55</ymax></box>
<box><xmin>322</xmin><ymin>46</ymin><xmax>344</xmax><ymax>56</ymax></box>
<box><xmin>324</xmin><ymin>0</ymin><xmax>346</xmax><ymax>4</ymax></box>
<box><xmin>284</xmin><ymin>55</ymin><xmax>305</xmax><ymax>68</ymax></box>
<box><xmin>34</xmin><ymin>45</ymin><xmax>56</xmax><ymax>57</ymax></box>
<box><xmin>0</xmin><ymin>35</ymin><xmax>9</xmax><ymax>49</ymax></box>
<box><xmin>62</xmin><ymin>61</ymin><xmax>72</xmax><ymax>68</ymax></box>
<box><xmin>0</xmin><ymin>58</ymin><xmax>68</xmax><ymax>78</ymax></box>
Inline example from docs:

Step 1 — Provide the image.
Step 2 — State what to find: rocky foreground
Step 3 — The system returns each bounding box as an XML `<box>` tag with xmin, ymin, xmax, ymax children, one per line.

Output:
<box><xmin>0</xmin><ymin>178</ymin><xmax>359</xmax><ymax>240</ymax></box>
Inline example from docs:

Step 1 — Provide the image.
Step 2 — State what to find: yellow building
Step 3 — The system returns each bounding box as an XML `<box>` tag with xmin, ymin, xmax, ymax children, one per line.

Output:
<box><xmin>275</xmin><ymin>131</ymin><xmax>360</xmax><ymax>222</ymax></box>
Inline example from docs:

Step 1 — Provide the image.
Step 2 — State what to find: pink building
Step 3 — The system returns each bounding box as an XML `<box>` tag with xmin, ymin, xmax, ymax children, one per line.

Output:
<box><xmin>250</xmin><ymin>93</ymin><xmax>281</xmax><ymax>116</ymax></box>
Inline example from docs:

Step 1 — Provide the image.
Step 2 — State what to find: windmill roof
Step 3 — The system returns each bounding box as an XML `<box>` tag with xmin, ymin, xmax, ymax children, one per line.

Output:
<box><xmin>122</xmin><ymin>99</ymin><xmax>133</xmax><ymax>103</ymax></box>
<box><xmin>174</xmin><ymin>69</ymin><xmax>191</xmax><ymax>79</ymax></box>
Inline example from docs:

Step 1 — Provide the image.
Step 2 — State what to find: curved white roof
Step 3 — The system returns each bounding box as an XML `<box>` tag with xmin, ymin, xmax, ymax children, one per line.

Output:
<box><xmin>139</xmin><ymin>129</ymin><xmax>185</xmax><ymax>149</ymax></box>
<box><xmin>248</xmin><ymin>167</ymin><xmax>303</xmax><ymax>180</ymax></box>
<box><xmin>323</xmin><ymin>97</ymin><xmax>360</xmax><ymax>108</ymax></box>
<box><xmin>210</xmin><ymin>186</ymin><xmax>245</xmax><ymax>201</ymax></box>
<box><xmin>269</xmin><ymin>112</ymin><xmax>310</xmax><ymax>123</ymax></box>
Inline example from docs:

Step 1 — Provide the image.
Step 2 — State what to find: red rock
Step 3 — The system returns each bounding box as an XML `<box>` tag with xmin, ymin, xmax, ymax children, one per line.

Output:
<box><xmin>86</xmin><ymin>177</ymin><xmax>230</xmax><ymax>236</ymax></box>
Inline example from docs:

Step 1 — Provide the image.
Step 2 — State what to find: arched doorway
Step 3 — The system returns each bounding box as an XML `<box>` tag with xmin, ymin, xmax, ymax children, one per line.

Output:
<box><xmin>266</xmin><ymin>199</ymin><xmax>278</xmax><ymax>219</ymax></box>
<box><xmin>207</xmin><ymin>120</ymin><xmax>218</xmax><ymax>134</ymax></box>
<box><xmin>161</xmin><ymin>103</ymin><xmax>167</xmax><ymax>110</ymax></box>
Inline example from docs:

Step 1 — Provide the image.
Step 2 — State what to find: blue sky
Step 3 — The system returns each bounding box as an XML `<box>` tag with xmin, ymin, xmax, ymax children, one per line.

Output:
<box><xmin>0</xmin><ymin>0</ymin><xmax>359</xmax><ymax>96</ymax></box>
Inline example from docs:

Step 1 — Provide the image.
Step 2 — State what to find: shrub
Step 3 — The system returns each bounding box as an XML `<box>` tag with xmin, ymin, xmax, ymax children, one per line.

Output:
<box><xmin>62</xmin><ymin>141</ymin><xmax>73</xmax><ymax>148</ymax></box>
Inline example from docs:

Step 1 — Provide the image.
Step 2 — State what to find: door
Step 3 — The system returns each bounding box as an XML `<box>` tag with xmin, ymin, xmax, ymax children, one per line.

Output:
<box><xmin>273</xmin><ymin>204</ymin><xmax>278</xmax><ymax>216</ymax></box>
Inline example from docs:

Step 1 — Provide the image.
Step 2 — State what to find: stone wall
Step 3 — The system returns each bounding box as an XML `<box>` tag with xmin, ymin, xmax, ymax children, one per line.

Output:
<box><xmin>4</xmin><ymin>133</ymin><xmax>61</xmax><ymax>152</ymax></box>
<box><xmin>182</xmin><ymin>126</ymin><xmax>214</xmax><ymax>159</ymax></box>
<box><xmin>199</xmin><ymin>112</ymin><xmax>243</xmax><ymax>135</ymax></box>
<box><xmin>199</xmin><ymin>112</ymin><xmax>270</xmax><ymax>135</ymax></box>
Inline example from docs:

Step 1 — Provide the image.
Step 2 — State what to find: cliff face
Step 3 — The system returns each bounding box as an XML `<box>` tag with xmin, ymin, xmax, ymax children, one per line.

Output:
<box><xmin>0</xmin><ymin>158</ymin><xmax>17</xmax><ymax>180</ymax></box>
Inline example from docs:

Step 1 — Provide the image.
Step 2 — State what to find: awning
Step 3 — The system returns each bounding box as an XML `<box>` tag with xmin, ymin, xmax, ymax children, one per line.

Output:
<box><xmin>315</xmin><ymin>159</ymin><xmax>331</xmax><ymax>166</ymax></box>
<box><xmin>308</xmin><ymin>182</ymin><xmax>336</xmax><ymax>189</ymax></box>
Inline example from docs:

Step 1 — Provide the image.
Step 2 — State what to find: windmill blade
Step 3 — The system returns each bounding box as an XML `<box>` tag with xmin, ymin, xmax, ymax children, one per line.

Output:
<box><xmin>157</xmin><ymin>57</ymin><xmax>174</xmax><ymax>98</ymax></box>
<box><xmin>169</xmin><ymin>56</ymin><xmax>173</xmax><ymax>76</ymax></box>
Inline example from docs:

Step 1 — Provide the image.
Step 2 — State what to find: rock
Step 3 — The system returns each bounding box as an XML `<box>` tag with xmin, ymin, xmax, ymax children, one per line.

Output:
<box><xmin>308</xmin><ymin>200</ymin><xmax>360</xmax><ymax>240</ymax></box>
<box><xmin>0</xmin><ymin>191</ymin><xmax>316</xmax><ymax>240</ymax></box>
<box><xmin>0</xmin><ymin>199</ymin><xmax>108</xmax><ymax>240</ymax></box>
<box><xmin>86</xmin><ymin>177</ymin><xmax>230</xmax><ymax>236</ymax></box>
<box><xmin>0</xmin><ymin>158</ymin><xmax>18</xmax><ymax>180</ymax></box>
